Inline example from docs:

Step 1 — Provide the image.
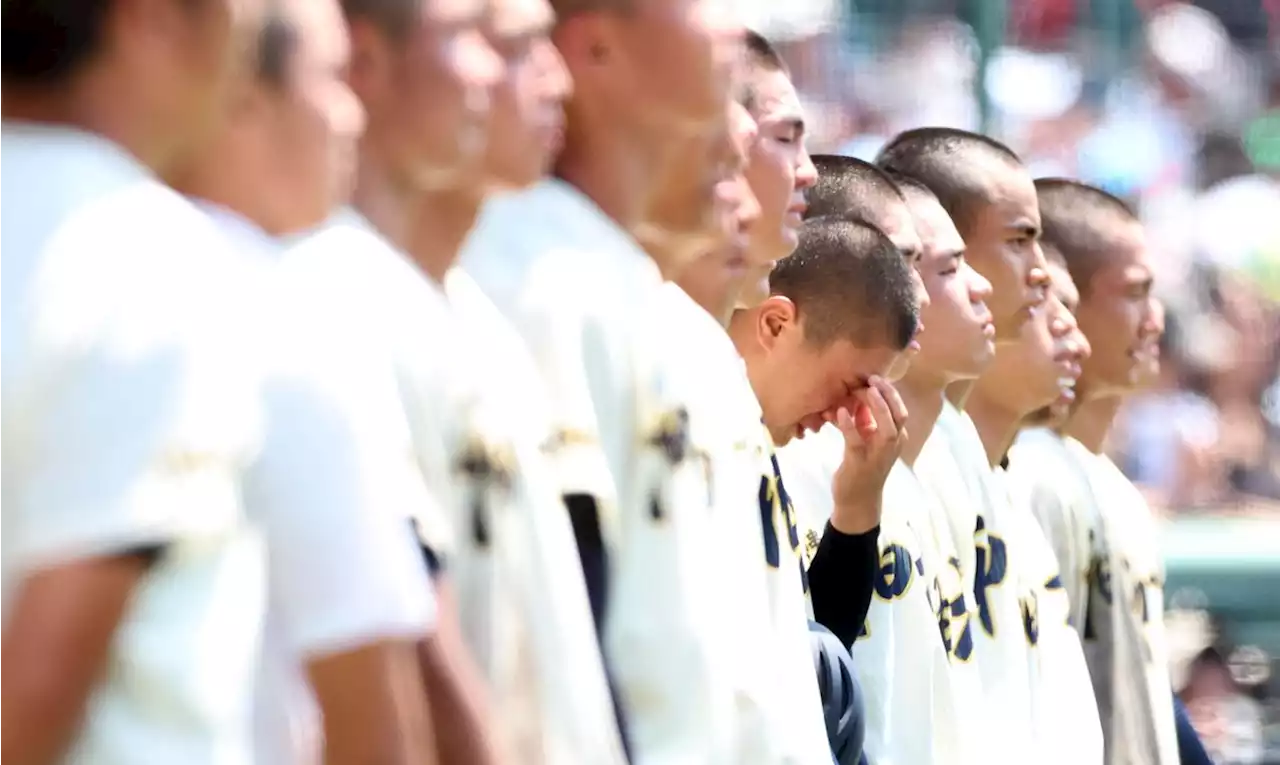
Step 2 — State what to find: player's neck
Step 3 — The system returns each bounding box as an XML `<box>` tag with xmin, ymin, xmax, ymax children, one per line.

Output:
<box><xmin>4</xmin><ymin>76</ymin><xmax>178</xmax><ymax>174</ymax></box>
<box><xmin>945</xmin><ymin>379</ymin><xmax>975</xmax><ymax>410</ymax></box>
<box><xmin>1065</xmin><ymin>395</ymin><xmax>1123</xmax><ymax>454</ymax></box>
<box><xmin>350</xmin><ymin>152</ymin><xmax>477</xmax><ymax>283</ymax></box>
<box><xmin>405</xmin><ymin>189</ymin><xmax>485</xmax><ymax>283</ymax></box>
<box><xmin>964</xmin><ymin>386</ymin><xmax>1023</xmax><ymax>468</ymax></box>
<box><xmin>554</xmin><ymin>115</ymin><xmax>666</xmax><ymax>246</ymax></box>
<box><xmin>896</xmin><ymin>372</ymin><xmax>947</xmax><ymax>467</ymax></box>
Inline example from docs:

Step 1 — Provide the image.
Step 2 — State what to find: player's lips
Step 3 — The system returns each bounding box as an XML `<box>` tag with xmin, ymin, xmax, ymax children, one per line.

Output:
<box><xmin>978</xmin><ymin>314</ymin><xmax>996</xmax><ymax>337</ymax></box>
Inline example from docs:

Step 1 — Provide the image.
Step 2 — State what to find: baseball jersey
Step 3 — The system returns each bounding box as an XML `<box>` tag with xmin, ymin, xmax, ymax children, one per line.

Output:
<box><xmin>198</xmin><ymin>203</ymin><xmax>438</xmax><ymax>765</ymax></box>
<box><xmin>779</xmin><ymin>430</ymin><xmax>981</xmax><ymax>765</ymax></box>
<box><xmin>461</xmin><ymin>181</ymin><xmax>743</xmax><ymax>764</ymax></box>
<box><xmin>2</xmin><ymin>124</ymin><xmax>265</xmax><ymax>763</ymax></box>
<box><xmin>1008</xmin><ymin>428</ymin><xmax>1100</xmax><ymax>636</ymax></box>
<box><xmin>993</xmin><ymin>464</ymin><xmax>1104</xmax><ymax>765</ymax></box>
<box><xmin>917</xmin><ymin>404</ymin><xmax>1031</xmax><ymax>765</ymax></box>
<box><xmin>292</xmin><ymin>210</ymin><xmax>626</xmax><ymax>765</ymax></box>
<box><xmin>1069</xmin><ymin>442</ymin><xmax>1181</xmax><ymax>765</ymax></box>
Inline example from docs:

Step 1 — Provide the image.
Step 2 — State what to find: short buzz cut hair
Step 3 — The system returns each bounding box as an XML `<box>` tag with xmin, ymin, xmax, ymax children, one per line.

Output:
<box><xmin>3</xmin><ymin>0</ymin><xmax>114</xmax><ymax>85</ymax></box>
<box><xmin>1034</xmin><ymin>178</ymin><xmax>1139</xmax><ymax>298</ymax></box>
<box><xmin>875</xmin><ymin>127</ymin><xmax>1025</xmax><ymax>236</ymax></box>
<box><xmin>805</xmin><ymin>155</ymin><xmax>906</xmax><ymax>225</ymax></box>
<box><xmin>771</xmin><ymin>216</ymin><xmax>919</xmax><ymax>351</ymax></box>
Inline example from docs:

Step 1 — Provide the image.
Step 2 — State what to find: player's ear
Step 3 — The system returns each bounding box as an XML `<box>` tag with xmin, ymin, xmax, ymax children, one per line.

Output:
<box><xmin>756</xmin><ymin>295</ymin><xmax>797</xmax><ymax>353</ymax></box>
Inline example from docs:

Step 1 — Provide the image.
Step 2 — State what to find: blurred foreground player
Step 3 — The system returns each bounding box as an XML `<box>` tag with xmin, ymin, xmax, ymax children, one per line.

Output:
<box><xmin>1</xmin><ymin>1</ymin><xmax>273</xmax><ymax>762</ymax></box>
<box><xmin>1012</xmin><ymin>179</ymin><xmax>1179</xmax><ymax>765</ymax></box>
<box><xmin>650</xmin><ymin>99</ymin><xmax>832</xmax><ymax>763</ymax></box>
<box><xmin>287</xmin><ymin>0</ymin><xmax>507</xmax><ymax>761</ymax></box>
<box><xmin>460</xmin><ymin>0</ymin><xmax>751</xmax><ymax>759</ymax></box>
<box><xmin>439</xmin><ymin>0</ymin><xmax>630</xmax><ymax>758</ymax></box>
<box><xmin>647</xmin><ymin>99</ymin><xmax>788</xmax><ymax>762</ymax></box>
<box><xmin>169</xmin><ymin>1</ymin><xmax>440</xmax><ymax>762</ymax></box>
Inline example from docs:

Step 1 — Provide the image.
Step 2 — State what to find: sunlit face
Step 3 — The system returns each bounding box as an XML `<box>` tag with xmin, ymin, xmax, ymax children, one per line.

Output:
<box><xmin>905</xmin><ymin>190</ymin><xmax>995</xmax><ymax>385</ymax></box>
<box><xmin>738</xmin><ymin>67</ymin><xmax>817</xmax><ymax>305</ymax></box>
<box><xmin>1075</xmin><ymin>220</ymin><xmax>1162</xmax><ymax>397</ymax></box>
<box><xmin>348</xmin><ymin>0</ymin><xmax>502</xmax><ymax>191</ymax></box>
<box><xmin>747</xmin><ymin>298</ymin><xmax>906</xmax><ymax>445</ymax></box>
<box><xmin>482</xmin><ymin>0</ymin><xmax>570</xmax><ymax>188</ymax></box>
<box><xmin>961</xmin><ymin>163</ymin><xmax>1049</xmax><ymax>341</ymax></box>
<box><xmin>603</xmin><ymin>0</ymin><xmax>743</xmax><ymax>134</ymax></box>
<box><xmin>976</xmin><ymin>262</ymin><xmax>1092</xmax><ymax>419</ymax></box>
<box><xmin>253</xmin><ymin>0</ymin><xmax>363</xmax><ymax>234</ymax></box>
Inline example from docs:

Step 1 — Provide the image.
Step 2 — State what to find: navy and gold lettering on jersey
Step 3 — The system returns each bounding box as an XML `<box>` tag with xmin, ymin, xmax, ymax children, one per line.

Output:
<box><xmin>457</xmin><ymin>436</ymin><xmax>515</xmax><ymax>548</ymax></box>
<box><xmin>934</xmin><ymin>578</ymin><xmax>976</xmax><ymax>663</ymax></box>
<box><xmin>873</xmin><ymin>543</ymin><xmax>917</xmax><ymax>601</ymax></box>
<box><xmin>1082</xmin><ymin>549</ymin><xmax>1113</xmax><ymax>641</ymax></box>
<box><xmin>1021</xmin><ymin>593</ymin><xmax>1041</xmax><ymax>646</ymax></box>
<box><xmin>974</xmin><ymin>514</ymin><xmax>1009</xmax><ymax>637</ymax></box>
<box><xmin>757</xmin><ymin>447</ymin><xmax>808</xmax><ymax>589</ymax></box>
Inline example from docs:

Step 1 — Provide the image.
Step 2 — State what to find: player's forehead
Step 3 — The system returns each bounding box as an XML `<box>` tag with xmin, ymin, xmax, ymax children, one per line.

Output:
<box><xmin>978</xmin><ymin>163</ymin><xmax>1041</xmax><ymax>231</ymax></box>
<box><xmin>728</xmin><ymin>100</ymin><xmax>758</xmax><ymax>158</ymax></box>
<box><xmin>748</xmin><ymin>68</ymin><xmax>801</xmax><ymax>122</ymax></box>
<box><xmin>875</xmin><ymin>199</ymin><xmax>922</xmax><ymax>256</ymax></box>
<box><xmin>906</xmin><ymin>192</ymin><xmax>963</xmax><ymax>260</ymax></box>
<box><xmin>1094</xmin><ymin>222</ymin><xmax>1153</xmax><ymax>286</ymax></box>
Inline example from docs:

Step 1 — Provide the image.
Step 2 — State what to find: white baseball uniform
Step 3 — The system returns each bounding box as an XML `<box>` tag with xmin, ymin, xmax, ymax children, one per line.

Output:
<box><xmin>1068</xmin><ymin>442</ymin><xmax>1181</xmax><ymax>765</ymax></box>
<box><xmin>2</xmin><ymin>123</ymin><xmax>265</xmax><ymax>764</ymax></box>
<box><xmin>917</xmin><ymin>404</ymin><xmax>1031</xmax><ymax>765</ymax></box>
<box><xmin>779</xmin><ymin>427</ymin><xmax>982</xmax><ymax>765</ymax></box>
<box><xmin>995</xmin><ymin>460</ymin><xmax>1103</xmax><ymax>765</ymax></box>
<box><xmin>461</xmin><ymin>180</ymin><xmax>747</xmax><ymax>764</ymax></box>
<box><xmin>197</xmin><ymin>203</ymin><xmax>438</xmax><ymax>765</ymax></box>
<box><xmin>291</xmin><ymin>209</ymin><xmax>626</xmax><ymax>765</ymax></box>
<box><xmin>1008</xmin><ymin>428</ymin><xmax>1100</xmax><ymax>635</ymax></box>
